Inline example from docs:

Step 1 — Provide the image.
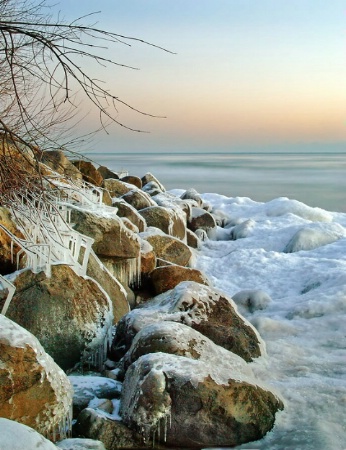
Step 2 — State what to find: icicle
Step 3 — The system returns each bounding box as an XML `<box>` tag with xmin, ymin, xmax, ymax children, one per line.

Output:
<box><xmin>163</xmin><ymin>415</ymin><xmax>167</xmax><ymax>442</ymax></box>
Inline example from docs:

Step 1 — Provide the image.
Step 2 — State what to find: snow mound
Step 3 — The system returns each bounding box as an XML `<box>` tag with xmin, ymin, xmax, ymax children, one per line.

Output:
<box><xmin>284</xmin><ymin>223</ymin><xmax>345</xmax><ymax>253</ymax></box>
<box><xmin>232</xmin><ymin>289</ymin><xmax>272</xmax><ymax>313</ymax></box>
<box><xmin>0</xmin><ymin>418</ymin><xmax>58</xmax><ymax>450</ymax></box>
<box><xmin>56</xmin><ymin>438</ymin><xmax>106</xmax><ymax>450</ymax></box>
<box><xmin>230</xmin><ymin>219</ymin><xmax>255</xmax><ymax>240</ymax></box>
<box><xmin>265</xmin><ymin>198</ymin><xmax>333</xmax><ymax>222</ymax></box>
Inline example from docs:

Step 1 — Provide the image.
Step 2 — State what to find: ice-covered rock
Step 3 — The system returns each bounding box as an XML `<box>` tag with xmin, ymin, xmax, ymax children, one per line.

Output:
<box><xmin>121</xmin><ymin>189</ymin><xmax>157</xmax><ymax>211</ymax></box>
<box><xmin>188</xmin><ymin>206</ymin><xmax>217</xmax><ymax>234</ymax></box>
<box><xmin>103</xmin><ymin>178</ymin><xmax>132</xmax><ymax>197</ymax></box>
<box><xmin>76</xmin><ymin>408</ymin><xmax>143</xmax><ymax>449</ymax></box>
<box><xmin>41</xmin><ymin>150</ymin><xmax>82</xmax><ymax>181</ymax></box>
<box><xmin>6</xmin><ymin>265</ymin><xmax>113</xmax><ymax>371</ymax></box>
<box><xmin>143</xmin><ymin>232</ymin><xmax>192</xmax><ymax>267</ymax></box>
<box><xmin>0</xmin><ymin>207</ymin><xmax>25</xmax><ymax>274</ymax></box>
<box><xmin>112</xmin><ymin>199</ymin><xmax>146</xmax><ymax>232</ymax></box>
<box><xmin>139</xmin><ymin>205</ymin><xmax>186</xmax><ymax>240</ymax></box>
<box><xmin>111</xmin><ymin>281</ymin><xmax>264</xmax><ymax>362</ymax></box>
<box><xmin>72</xmin><ymin>161</ymin><xmax>103</xmax><ymax>187</ymax></box>
<box><xmin>121</xmin><ymin>175</ymin><xmax>142</xmax><ymax>189</ymax></box>
<box><xmin>0</xmin><ymin>317</ymin><xmax>73</xmax><ymax>439</ymax></box>
<box><xmin>123</xmin><ymin>321</ymin><xmax>256</xmax><ymax>373</ymax></box>
<box><xmin>71</xmin><ymin>209</ymin><xmax>140</xmax><ymax>260</ymax></box>
<box><xmin>141</xmin><ymin>172</ymin><xmax>166</xmax><ymax>192</ymax></box>
<box><xmin>150</xmin><ymin>265</ymin><xmax>210</xmax><ymax>295</ymax></box>
<box><xmin>120</xmin><ymin>352</ymin><xmax>283</xmax><ymax>447</ymax></box>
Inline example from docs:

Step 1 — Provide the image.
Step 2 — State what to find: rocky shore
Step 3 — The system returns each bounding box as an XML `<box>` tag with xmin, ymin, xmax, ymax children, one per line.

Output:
<box><xmin>0</xmin><ymin>150</ymin><xmax>283</xmax><ymax>449</ymax></box>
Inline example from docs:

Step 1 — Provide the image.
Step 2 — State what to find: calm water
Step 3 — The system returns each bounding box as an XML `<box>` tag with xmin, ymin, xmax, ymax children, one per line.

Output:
<box><xmin>85</xmin><ymin>152</ymin><xmax>346</xmax><ymax>213</ymax></box>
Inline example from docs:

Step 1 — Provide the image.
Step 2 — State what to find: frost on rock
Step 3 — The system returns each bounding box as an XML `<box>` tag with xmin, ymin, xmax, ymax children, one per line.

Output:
<box><xmin>124</xmin><ymin>321</ymin><xmax>256</xmax><ymax>381</ymax></box>
<box><xmin>112</xmin><ymin>281</ymin><xmax>265</xmax><ymax>362</ymax></box>
<box><xmin>0</xmin><ymin>315</ymin><xmax>73</xmax><ymax>440</ymax></box>
<box><xmin>81</xmin><ymin>277</ymin><xmax>114</xmax><ymax>371</ymax></box>
<box><xmin>120</xmin><ymin>352</ymin><xmax>283</xmax><ymax>447</ymax></box>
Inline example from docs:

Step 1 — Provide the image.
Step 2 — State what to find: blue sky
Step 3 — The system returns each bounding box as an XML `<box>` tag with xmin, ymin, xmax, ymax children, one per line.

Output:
<box><xmin>54</xmin><ymin>0</ymin><xmax>346</xmax><ymax>153</ymax></box>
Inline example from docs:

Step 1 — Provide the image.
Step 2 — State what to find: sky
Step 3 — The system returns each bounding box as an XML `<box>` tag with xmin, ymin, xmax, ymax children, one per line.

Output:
<box><xmin>53</xmin><ymin>0</ymin><xmax>346</xmax><ymax>154</ymax></box>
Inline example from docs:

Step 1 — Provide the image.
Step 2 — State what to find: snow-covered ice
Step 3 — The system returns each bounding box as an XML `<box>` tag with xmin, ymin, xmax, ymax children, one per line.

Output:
<box><xmin>192</xmin><ymin>194</ymin><xmax>346</xmax><ymax>450</ymax></box>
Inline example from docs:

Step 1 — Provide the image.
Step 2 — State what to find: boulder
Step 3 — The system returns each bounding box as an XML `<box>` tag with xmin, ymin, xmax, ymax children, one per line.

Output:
<box><xmin>113</xmin><ymin>199</ymin><xmax>146</xmax><ymax>233</ymax></box>
<box><xmin>141</xmin><ymin>181</ymin><xmax>163</xmax><ymax>196</ymax></box>
<box><xmin>72</xmin><ymin>160</ymin><xmax>103</xmax><ymax>187</ymax></box>
<box><xmin>111</xmin><ymin>281</ymin><xmax>263</xmax><ymax>363</ymax></box>
<box><xmin>101</xmin><ymin>190</ymin><xmax>113</xmax><ymax>207</ymax></box>
<box><xmin>141</xmin><ymin>172</ymin><xmax>165</xmax><ymax>192</ymax></box>
<box><xmin>87</xmin><ymin>250</ymin><xmax>129</xmax><ymax>324</ymax></box>
<box><xmin>103</xmin><ymin>179</ymin><xmax>132</xmax><ymax>198</ymax></box>
<box><xmin>5</xmin><ymin>265</ymin><xmax>113</xmax><ymax>371</ymax></box>
<box><xmin>121</xmin><ymin>217</ymin><xmax>139</xmax><ymax>233</ymax></box>
<box><xmin>71</xmin><ymin>209</ymin><xmax>140</xmax><ymax>260</ymax></box>
<box><xmin>139</xmin><ymin>206</ymin><xmax>186</xmax><ymax>240</ymax></box>
<box><xmin>186</xmin><ymin>228</ymin><xmax>201</xmax><ymax>249</ymax></box>
<box><xmin>120</xmin><ymin>353</ymin><xmax>283</xmax><ymax>447</ymax></box>
<box><xmin>121</xmin><ymin>175</ymin><xmax>142</xmax><ymax>189</ymax></box>
<box><xmin>76</xmin><ymin>408</ymin><xmax>143</xmax><ymax>450</ymax></box>
<box><xmin>0</xmin><ymin>316</ymin><xmax>73</xmax><ymax>438</ymax></box>
<box><xmin>122</xmin><ymin>321</ymin><xmax>254</xmax><ymax>372</ymax></box>
<box><xmin>121</xmin><ymin>189</ymin><xmax>157</xmax><ymax>211</ymax></box>
<box><xmin>152</xmin><ymin>192</ymin><xmax>193</xmax><ymax>221</ymax></box>
<box><xmin>188</xmin><ymin>207</ymin><xmax>217</xmax><ymax>234</ymax></box>
<box><xmin>181</xmin><ymin>187</ymin><xmax>204</xmax><ymax>207</ymax></box>
<box><xmin>0</xmin><ymin>207</ymin><xmax>25</xmax><ymax>274</ymax></box>
<box><xmin>0</xmin><ymin>419</ymin><xmax>59</xmax><ymax>450</ymax></box>
<box><xmin>140</xmin><ymin>240</ymin><xmax>156</xmax><ymax>276</ymax></box>
<box><xmin>98</xmin><ymin>166</ymin><xmax>119</xmax><ymax>180</ymax></box>
<box><xmin>41</xmin><ymin>150</ymin><xmax>82</xmax><ymax>180</ymax></box>
<box><xmin>150</xmin><ymin>265</ymin><xmax>209</xmax><ymax>295</ymax></box>
<box><xmin>144</xmin><ymin>233</ymin><xmax>192</xmax><ymax>267</ymax></box>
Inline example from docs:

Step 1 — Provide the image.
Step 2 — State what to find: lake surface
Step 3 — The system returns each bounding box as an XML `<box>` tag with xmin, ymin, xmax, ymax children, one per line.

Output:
<box><xmin>84</xmin><ymin>152</ymin><xmax>346</xmax><ymax>212</ymax></box>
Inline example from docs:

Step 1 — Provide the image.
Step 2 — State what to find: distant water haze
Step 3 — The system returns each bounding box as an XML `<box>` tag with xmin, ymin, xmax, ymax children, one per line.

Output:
<box><xmin>84</xmin><ymin>151</ymin><xmax>346</xmax><ymax>213</ymax></box>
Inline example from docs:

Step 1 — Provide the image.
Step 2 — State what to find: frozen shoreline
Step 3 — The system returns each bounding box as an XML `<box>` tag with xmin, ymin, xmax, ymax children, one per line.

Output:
<box><xmin>192</xmin><ymin>192</ymin><xmax>346</xmax><ymax>450</ymax></box>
